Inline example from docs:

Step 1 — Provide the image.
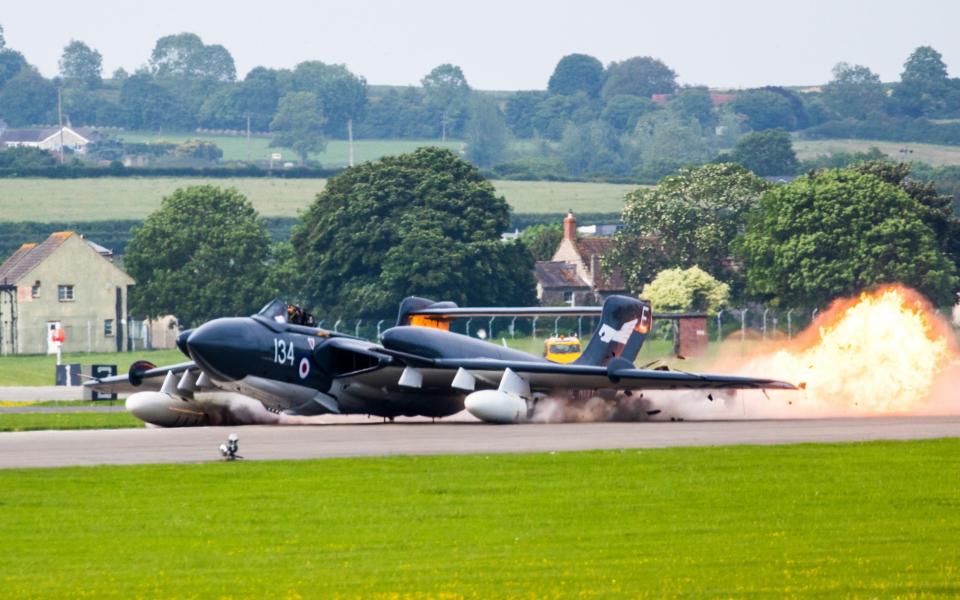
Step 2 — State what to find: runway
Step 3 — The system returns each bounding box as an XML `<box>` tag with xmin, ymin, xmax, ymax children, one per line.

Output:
<box><xmin>1</xmin><ymin>415</ymin><xmax>958</xmax><ymax>469</ymax></box>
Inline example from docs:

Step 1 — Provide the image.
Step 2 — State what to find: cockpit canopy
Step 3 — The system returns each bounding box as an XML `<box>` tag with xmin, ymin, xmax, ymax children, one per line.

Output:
<box><xmin>256</xmin><ymin>299</ymin><xmax>316</xmax><ymax>326</ymax></box>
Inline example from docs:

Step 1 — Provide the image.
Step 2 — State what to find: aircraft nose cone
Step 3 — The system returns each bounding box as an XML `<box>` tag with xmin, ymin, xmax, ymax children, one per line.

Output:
<box><xmin>186</xmin><ymin>318</ymin><xmax>257</xmax><ymax>381</ymax></box>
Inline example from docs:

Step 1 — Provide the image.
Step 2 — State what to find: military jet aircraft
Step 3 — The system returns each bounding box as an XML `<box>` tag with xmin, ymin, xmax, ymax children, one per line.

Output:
<box><xmin>85</xmin><ymin>295</ymin><xmax>794</xmax><ymax>426</ymax></box>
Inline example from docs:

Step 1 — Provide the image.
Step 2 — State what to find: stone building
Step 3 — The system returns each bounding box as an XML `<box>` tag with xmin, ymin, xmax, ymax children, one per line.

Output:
<box><xmin>534</xmin><ymin>212</ymin><xmax>627</xmax><ymax>305</ymax></box>
<box><xmin>0</xmin><ymin>232</ymin><xmax>134</xmax><ymax>355</ymax></box>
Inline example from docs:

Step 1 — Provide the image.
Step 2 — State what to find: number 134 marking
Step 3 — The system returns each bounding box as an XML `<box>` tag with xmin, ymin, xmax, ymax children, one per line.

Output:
<box><xmin>273</xmin><ymin>338</ymin><xmax>295</xmax><ymax>365</ymax></box>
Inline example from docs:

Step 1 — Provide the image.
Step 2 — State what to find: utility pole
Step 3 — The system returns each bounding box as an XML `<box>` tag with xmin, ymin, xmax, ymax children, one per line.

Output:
<box><xmin>57</xmin><ymin>86</ymin><xmax>64</xmax><ymax>165</ymax></box>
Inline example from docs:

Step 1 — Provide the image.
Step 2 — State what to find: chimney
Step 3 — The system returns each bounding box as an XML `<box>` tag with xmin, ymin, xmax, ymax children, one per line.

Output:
<box><xmin>563</xmin><ymin>210</ymin><xmax>576</xmax><ymax>241</ymax></box>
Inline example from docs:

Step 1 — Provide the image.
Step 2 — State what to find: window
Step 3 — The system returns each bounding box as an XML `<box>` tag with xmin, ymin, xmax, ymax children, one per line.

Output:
<box><xmin>31</xmin><ymin>281</ymin><xmax>40</xmax><ymax>298</ymax></box>
<box><xmin>563</xmin><ymin>291</ymin><xmax>573</xmax><ymax>302</ymax></box>
<box><xmin>58</xmin><ymin>285</ymin><xmax>74</xmax><ymax>302</ymax></box>
<box><xmin>104</xmin><ymin>319</ymin><xmax>114</xmax><ymax>337</ymax></box>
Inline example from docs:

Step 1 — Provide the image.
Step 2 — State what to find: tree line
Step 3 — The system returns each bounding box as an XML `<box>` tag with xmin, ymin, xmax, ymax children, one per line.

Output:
<box><xmin>5</xmin><ymin>23</ymin><xmax>960</xmax><ymax>179</ymax></box>
<box><xmin>122</xmin><ymin>147</ymin><xmax>960</xmax><ymax>329</ymax></box>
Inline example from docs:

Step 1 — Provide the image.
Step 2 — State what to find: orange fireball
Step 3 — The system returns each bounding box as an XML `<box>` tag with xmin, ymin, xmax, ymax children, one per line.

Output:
<box><xmin>740</xmin><ymin>286</ymin><xmax>956</xmax><ymax>413</ymax></box>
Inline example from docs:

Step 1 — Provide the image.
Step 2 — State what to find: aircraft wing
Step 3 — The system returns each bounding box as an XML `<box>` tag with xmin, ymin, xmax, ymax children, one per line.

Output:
<box><xmin>343</xmin><ymin>353</ymin><xmax>795</xmax><ymax>392</ymax></box>
<box><xmin>83</xmin><ymin>361</ymin><xmax>197</xmax><ymax>395</ymax></box>
<box><xmin>434</xmin><ymin>358</ymin><xmax>795</xmax><ymax>391</ymax></box>
<box><xmin>409</xmin><ymin>306</ymin><xmax>706</xmax><ymax>320</ymax></box>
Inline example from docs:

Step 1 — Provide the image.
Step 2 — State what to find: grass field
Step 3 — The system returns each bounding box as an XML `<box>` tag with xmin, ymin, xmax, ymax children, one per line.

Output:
<box><xmin>794</xmin><ymin>138</ymin><xmax>960</xmax><ymax>166</ymax></box>
<box><xmin>0</xmin><ymin>178</ymin><xmax>633</xmax><ymax>222</ymax></box>
<box><xmin>117</xmin><ymin>133</ymin><xmax>466</xmax><ymax>166</ymax></box>
<box><xmin>0</xmin><ymin>349</ymin><xmax>185</xmax><ymax>387</ymax></box>
<box><xmin>0</xmin><ymin>411</ymin><xmax>143</xmax><ymax>431</ymax></box>
<box><xmin>1</xmin><ymin>440</ymin><xmax>957</xmax><ymax>596</ymax></box>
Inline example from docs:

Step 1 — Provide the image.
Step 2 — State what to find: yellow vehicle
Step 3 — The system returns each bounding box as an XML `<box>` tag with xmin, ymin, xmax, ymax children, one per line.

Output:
<box><xmin>543</xmin><ymin>335</ymin><xmax>582</xmax><ymax>364</ymax></box>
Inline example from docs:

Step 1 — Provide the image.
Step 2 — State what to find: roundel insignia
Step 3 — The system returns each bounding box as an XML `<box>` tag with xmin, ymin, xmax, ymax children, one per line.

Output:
<box><xmin>299</xmin><ymin>357</ymin><xmax>310</xmax><ymax>379</ymax></box>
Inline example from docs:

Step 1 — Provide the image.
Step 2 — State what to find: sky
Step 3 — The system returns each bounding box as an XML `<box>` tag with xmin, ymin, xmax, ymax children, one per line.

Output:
<box><xmin>4</xmin><ymin>0</ymin><xmax>960</xmax><ymax>90</ymax></box>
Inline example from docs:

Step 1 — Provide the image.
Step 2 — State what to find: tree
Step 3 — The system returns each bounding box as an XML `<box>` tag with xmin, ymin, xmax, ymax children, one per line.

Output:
<box><xmin>149</xmin><ymin>32</ymin><xmax>236</xmax><ymax>81</ymax></box>
<box><xmin>822</xmin><ymin>62</ymin><xmax>885</xmax><ymax>119</ymax></box>
<box><xmin>0</xmin><ymin>69</ymin><xmax>56</xmax><ymax>126</ymax></box>
<box><xmin>290</xmin><ymin>147</ymin><xmax>536</xmax><ymax>316</ymax></box>
<box><xmin>519</xmin><ymin>224</ymin><xmax>563</xmax><ymax>261</ymax></box>
<box><xmin>629</xmin><ymin>111</ymin><xmax>713</xmax><ymax>181</ymax></box>
<box><xmin>668</xmin><ymin>86</ymin><xmax>717</xmax><ymax>127</ymax></box>
<box><xmin>548</xmin><ymin>53</ymin><xmax>605</xmax><ymax>97</ymax></box>
<box><xmin>0</xmin><ymin>24</ymin><xmax>5</xmax><ymax>49</ymax></box>
<box><xmin>608</xmin><ymin>163</ymin><xmax>770</xmax><ymax>293</ymax></box>
<box><xmin>601</xmin><ymin>94</ymin><xmax>656</xmax><ymax>133</ymax></box>
<box><xmin>58</xmin><ymin>40</ymin><xmax>102</xmax><ymax>88</ymax></box>
<box><xmin>531</xmin><ymin>92</ymin><xmax>597</xmax><ymax>140</ymax></box>
<box><xmin>289</xmin><ymin>61</ymin><xmax>367</xmax><ymax>137</ymax></box>
<box><xmin>559</xmin><ymin>120</ymin><xmax>622</xmax><ymax>176</ymax></box>
<box><xmin>641</xmin><ymin>266</ymin><xmax>730</xmax><ymax>313</ymax></box>
<box><xmin>601</xmin><ymin>56</ymin><xmax>677</xmax><ymax>100</ymax></box>
<box><xmin>892</xmin><ymin>46</ymin><xmax>951</xmax><ymax>117</ymax></box>
<box><xmin>729</xmin><ymin>89</ymin><xmax>797</xmax><ymax>131</ymax></box>
<box><xmin>0</xmin><ymin>48</ymin><xmax>27</xmax><ymax>89</ymax></box>
<box><xmin>0</xmin><ymin>146</ymin><xmax>57</xmax><ymax>168</ymax></box>
<box><xmin>737</xmin><ymin>168</ymin><xmax>958</xmax><ymax>306</ymax></box>
<box><xmin>175</xmin><ymin>139</ymin><xmax>223</xmax><ymax>161</ymax></box>
<box><xmin>504</xmin><ymin>90</ymin><xmax>547</xmax><ymax>138</ymax></box>
<box><xmin>119</xmin><ymin>72</ymin><xmax>192</xmax><ymax>130</ymax></box>
<box><xmin>726</xmin><ymin>129</ymin><xmax>799</xmax><ymax>176</ymax></box>
<box><xmin>124</xmin><ymin>186</ymin><xmax>272</xmax><ymax>327</ymax></box>
<box><xmin>465</xmin><ymin>94</ymin><xmax>509</xmax><ymax>167</ymax></box>
<box><xmin>851</xmin><ymin>161</ymin><xmax>960</xmax><ymax>275</ymax></box>
<box><xmin>421</xmin><ymin>64</ymin><xmax>471</xmax><ymax>139</ymax></box>
<box><xmin>270</xmin><ymin>92</ymin><xmax>326</xmax><ymax>164</ymax></box>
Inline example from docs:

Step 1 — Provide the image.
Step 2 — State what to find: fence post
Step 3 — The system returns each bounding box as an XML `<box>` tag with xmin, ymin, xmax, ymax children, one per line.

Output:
<box><xmin>376</xmin><ymin>319</ymin><xmax>384</xmax><ymax>340</ymax></box>
<box><xmin>553</xmin><ymin>316</ymin><xmax>560</xmax><ymax>336</ymax></box>
<box><xmin>488</xmin><ymin>317</ymin><xmax>495</xmax><ymax>340</ymax></box>
<box><xmin>787</xmin><ymin>309</ymin><xmax>794</xmax><ymax>340</ymax></box>
<box><xmin>510</xmin><ymin>316</ymin><xmax>517</xmax><ymax>339</ymax></box>
<box><xmin>740</xmin><ymin>309</ymin><xmax>748</xmax><ymax>343</ymax></box>
<box><xmin>716</xmin><ymin>309</ymin><xmax>724</xmax><ymax>343</ymax></box>
<box><xmin>532</xmin><ymin>316</ymin><xmax>538</xmax><ymax>339</ymax></box>
<box><xmin>762</xmin><ymin>308</ymin><xmax>769</xmax><ymax>340</ymax></box>
<box><xmin>465</xmin><ymin>318</ymin><xmax>472</xmax><ymax>337</ymax></box>
<box><xmin>812</xmin><ymin>308</ymin><xmax>819</xmax><ymax>323</ymax></box>
<box><xmin>333</xmin><ymin>318</ymin><xmax>342</xmax><ymax>332</ymax></box>
<box><xmin>355</xmin><ymin>319</ymin><xmax>362</xmax><ymax>338</ymax></box>
<box><xmin>577</xmin><ymin>316</ymin><xmax>583</xmax><ymax>338</ymax></box>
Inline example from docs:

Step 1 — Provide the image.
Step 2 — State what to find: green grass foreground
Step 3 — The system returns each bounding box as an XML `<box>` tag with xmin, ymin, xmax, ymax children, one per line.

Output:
<box><xmin>1</xmin><ymin>440</ymin><xmax>958</xmax><ymax>597</ymax></box>
<box><xmin>0</xmin><ymin>411</ymin><xmax>143</xmax><ymax>432</ymax></box>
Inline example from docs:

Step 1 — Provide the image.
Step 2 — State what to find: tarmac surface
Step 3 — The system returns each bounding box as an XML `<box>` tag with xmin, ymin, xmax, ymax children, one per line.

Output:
<box><xmin>1</xmin><ymin>415</ymin><xmax>958</xmax><ymax>469</ymax></box>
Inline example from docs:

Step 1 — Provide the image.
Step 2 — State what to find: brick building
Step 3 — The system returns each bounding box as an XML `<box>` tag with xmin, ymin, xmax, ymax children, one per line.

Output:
<box><xmin>534</xmin><ymin>212</ymin><xmax>627</xmax><ymax>305</ymax></box>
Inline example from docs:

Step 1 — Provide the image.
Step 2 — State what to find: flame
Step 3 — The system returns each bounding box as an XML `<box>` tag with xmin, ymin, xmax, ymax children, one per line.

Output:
<box><xmin>738</xmin><ymin>286</ymin><xmax>957</xmax><ymax>414</ymax></box>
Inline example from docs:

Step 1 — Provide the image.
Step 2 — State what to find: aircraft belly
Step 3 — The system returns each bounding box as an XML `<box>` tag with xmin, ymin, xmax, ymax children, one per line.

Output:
<box><xmin>230</xmin><ymin>376</ymin><xmax>317</xmax><ymax>411</ymax></box>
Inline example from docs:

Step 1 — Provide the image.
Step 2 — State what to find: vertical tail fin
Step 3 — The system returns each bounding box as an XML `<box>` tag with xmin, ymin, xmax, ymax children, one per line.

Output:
<box><xmin>396</xmin><ymin>297</ymin><xmax>459</xmax><ymax>327</ymax></box>
<box><xmin>574</xmin><ymin>295</ymin><xmax>652</xmax><ymax>367</ymax></box>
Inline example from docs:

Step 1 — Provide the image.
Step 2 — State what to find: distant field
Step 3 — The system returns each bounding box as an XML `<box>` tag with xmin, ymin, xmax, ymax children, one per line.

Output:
<box><xmin>1</xmin><ymin>440</ymin><xmax>958</xmax><ymax>596</ymax></box>
<box><xmin>117</xmin><ymin>133</ymin><xmax>465</xmax><ymax>166</ymax></box>
<box><xmin>795</xmin><ymin>138</ymin><xmax>960</xmax><ymax>166</ymax></box>
<box><xmin>0</xmin><ymin>178</ymin><xmax>633</xmax><ymax>222</ymax></box>
<box><xmin>0</xmin><ymin>349</ymin><xmax>185</xmax><ymax>387</ymax></box>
